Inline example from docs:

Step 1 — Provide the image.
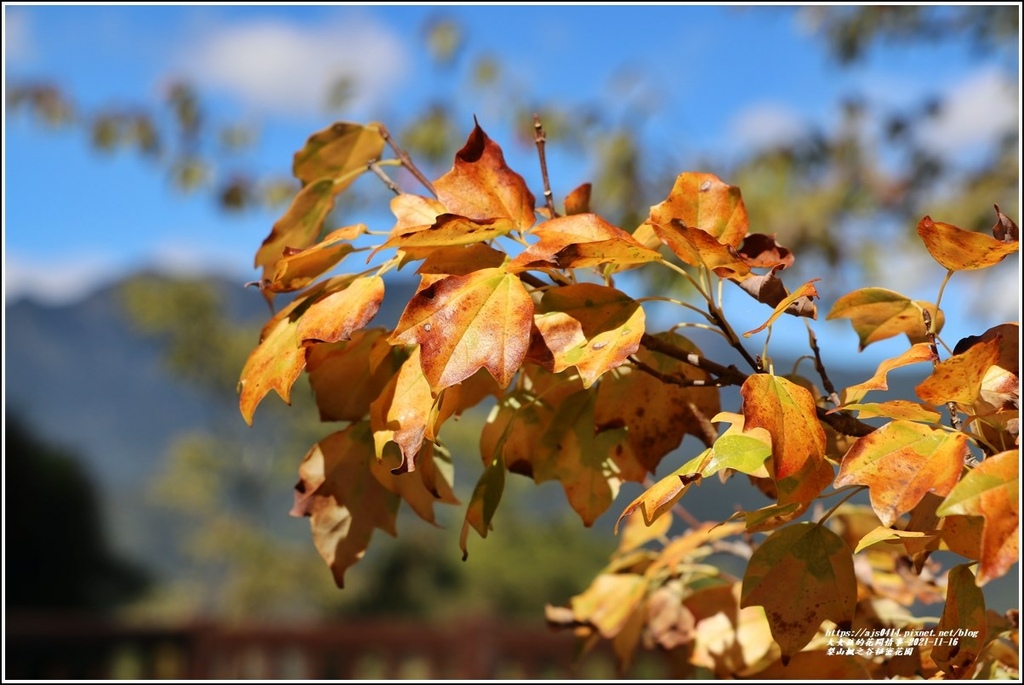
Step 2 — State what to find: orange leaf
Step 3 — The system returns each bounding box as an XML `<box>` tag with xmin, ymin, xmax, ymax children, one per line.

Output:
<box><xmin>834</xmin><ymin>420</ymin><xmax>968</xmax><ymax>527</ymax></box>
<box><xmin>740</xmin><ymin>374</ymin><xmax>826</xmax><ymax>481</ymax></box>
<box><xmin>916</xmin><ymin>335</ymin><xmax>1001</xmax><ymax>406</ymax></box>
<box><xmin>571</xmin><ymin>573</ymin><xmax>648</xmax><ymax>640</ymax></box>
<box><xmin>369</xmin><ymin>347</ymin><xmax>434</xmax><ymax>471</ymax></box>
<box><xmin>264</xmin><ymin>224</ymin><xmax>364</xmax><ymax>293</ymax></box>
<box><xmin>376</xmin><ymin>213</ymin><xmax>517</xmax><ymax>260</ymax></box>
<box><xmin>389</xmin><ymin>193</ymin><xmax>446</xmax><ymax>232</ymax></box>
<box><xmin>840</xmin><ymin>343</ymin><xmax>938</xmax><ymax>404</ymax></box>
<box><xmin>649</xmin><ymin>172</ymin><xmax>749</xmax><ymax>248</ymax></box>
<box><xmin>774</xmin><ymin>445</ymin><xmax>835</xmax><ymax>508</ymax></box>
<box><xmin>292</xmin><ymin>121</ymin><xmax>385</xmax><ymax>186</ymax></box>
<box><xmin>917</xmin><ymin>216</ymin><xmax>1019</xmax><ymax>271</ymax></box>
<box><xmin>743</xmin><ymin>278</ymin><xmax>820</xmax><ymax>337</ymax></box>
<box><xmin>416</xmin><ymin>243</ymin><xmax>507</xmax><ymax>275</ymax></box>
<box><xmin>306</xmin><ymin>328</ymin><xmax>406</xmax><ymax>422</ymax></box>
<box><xmin>936</xmin><ymin>449</ymin><xmax>1019</xmax><ymax>585</ymax></box>
<box><xmin>510</xmin><ymin>213</ymin><xmax>659</xmax><ymax>272</ymax></box>
<box><xmin>932</xmin><ymin>565</ymin><xmax>988</xmax><ymax>677</ymax></box>
<box><xmin>390</xmin><ymin>268</ymin><xmax>533</xmax><ymax>392</ymax></box>
<box><xmin>837</xmin><ymin>400</ymin><xmax>942</xmax><ymax>424</ymax></box>
<box><xmin>369</xmin><ymin>444</ymin><xmax>457</xmax><ymax>524</ymax></box>
<box><xmin>827</xmin><ymin>287</ymin><xmax>944</xmax><ymax>350</ymax></box>
<box><xmin>564</xmin><ymin>182</ymin><xmax>592</xmax><ymax>215</ymax></box>
<box><xmin>740</xmin><ymin>523</ymin><xmax>856</xmax><ymax>659</ymax></box>
<box><xmin>290</xmin><ymin>423</ymin><xmax>400</xmax><ymax>587</ymax></box>
<box><xmin>650</xmin><ymin>218</ymin><xmax>751</xmax><ymax>279</ymax></box>
<box><xmin>533</xmin><ymin>283</ymin><xmax>645</xmax><ymax>388</ymax></box>
<box><xmin>297</xmin><ymin>275</ymin><xmax>385</xmax><ymax>345</ymax></box>
<box><xmin>434</xmin><ymin>120</ymin><xmax>536</xmax><ymax>231</ymax></box>
<box><xmin>596</xmin><ymin>332</ymin><xmax>720</xmax><ymax>473</ymax></box>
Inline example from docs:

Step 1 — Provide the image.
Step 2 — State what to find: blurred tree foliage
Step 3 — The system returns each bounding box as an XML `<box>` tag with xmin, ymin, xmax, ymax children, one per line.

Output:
<box><xmin>6</xmin><ymin>412</ymin><xmax>149</xmax><ymax>613</ymax></box>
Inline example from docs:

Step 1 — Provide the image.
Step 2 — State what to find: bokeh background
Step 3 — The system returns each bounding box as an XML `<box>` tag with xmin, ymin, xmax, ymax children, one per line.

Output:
<box><xmin>4</xmin><ymin>5</ymin><xmax>1020</xmax><ymax>679</ymax></box>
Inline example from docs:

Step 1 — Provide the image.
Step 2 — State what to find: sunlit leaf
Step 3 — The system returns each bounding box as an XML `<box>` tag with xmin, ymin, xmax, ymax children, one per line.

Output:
<box><xmin>306</xmin><ymin>328</ymin><xmax>406</xmax><ymax>422</ymax></box>
<box><xmin>614</xmin><ymin>450</ymin><xmax>712</xmax><ymax>533</ymax></box>
<box><xmin>391</xmin><ymin>268</ymin><xmax>533</xmax><ymax>392</ymax></box>
<box><xmin>936</xmin><ymin>449</ymin><xmax>1019</xmax><ymax>585</ymax></box>
<box><xmin>564</xmin><ymin>182</ymin><xmax>592</xmax><ymax>215</ymax></box>
<box><xmin>369</xmin><ymin>347</ymin><xmax>433</xmax><ymax>470</ymax></box>
<box><xmin>297</xmin><ymin>275</ymin><xmax>385</xmax><ymax>345</ymax></box>
<box><xmin>377</xmin><ymin>213</ymin><xmax>517</xmax><ymax>260</ymax></box>
<box><xmin>932</xmin><ymin>565</ymin><xmax>988</xmax><ymax>676</ymax></box>
<box><xmin>741</xmin><ymin>374</ymin><xmax>826</xmax><ymax>481</ymax></box>
<box><xmin>744</xmin><ymin>502</ymin><xmax>804</xmax><ymax>533</ymax></box>
<box><xmin>650</xmin><ymin>218</ymin><xmax>751</xmax><ymax>279</ymax></box>
<box><xmin>434</xmin><ymin>120</ymin><xmax>536</xmax><ymax>231</ymax></box>
<box><xmin>826</xmin><ymin>287</ymin><xmax>943</xmax><ymax>349</ymax></box>
<box><xmin>292</xmin><ymin>121</ymin><xmax>385</xmax><ymax>186</ymax></box>
<box><xmin>416</xmin><ymin>441</ymin><xmax>460</xmax><ymax>504</ymax></box>
<box><xmin>290</xmin><ymin>423</ymin><xmax>399</xmax><ymax>587</ymax></box>
<box><xmin>649</xmin><ymin>172</ymin><xmax>749</xmax><ymax>248</ymax></box>
<box><xmin>736</xmin><ymin>266</ymin><xmax>817</xmax><ymax>320</ymax></box>
<box><xmin>743</xmin><ymin>278</ymin><xmax>820</xmax><ymax>337</ymax></box>
<box><xmin>834</xmin><ymin>420</ymin><xmax>967</xmax><ymax>527</ymax></box>
<box><xmin>645</xmin><ymin>582</ymin><xmax>696</xmax><ymax>650</ymax></box>
<box><xmin>389</xmin><ymin>193</ymin><xmax>447</xmax><ymax>232</ymax></box>
<box><xmin>737</xmin><ymin>233</ymin><xmax>795</xmax><ymax>270</ymax></box>
<box><xmin>596</xmin><ymin>332</ymin><xmax>720</xmax><ymax>473</ymax></box>
<box><xmin>704</xmin><ymin>435</ymin><xmax>771</xmax><ymax>478</ymax></box>
<box><xmin>652</xmin><ymin>522</ymin><xmax>747</xmax><ymax>574</ymax></box>
<box><xmin>741</xmin><ymin>522</ymin><xmax>856</xmax><ymax>659</ymax></box>
<box><xmin>510</xmin><ymin>213</ymin><xmax>660</xmax><ymax>272</ymax></box>
<box><xmin>840</xmin><ymin>343</ymin><xmax>937</xmax><ymax>404</ymax></box>
<box><xmin>254</xmin><ymin>178</ymin><xmax>338</xmax><ymax>281</ymax></box>
<box><xmin>369</xmin><ymin>446</ymin><xmax>456</xmax><ymax>524</ymax></box>
<box><xmin>837</xmin><ymin>400</ymin><xmax>942</xmax><ymax>424</ymax></box>
<box><xmin>533</xmin><ymin>283</ymin><xmax>645</xmax><ymax>388</ymax></box>
<box><xmin>264</xmin><ymin>224</ymin><xmax>364</xmax><ymax>293</ymax></box>
<box><xmin>853</xmin><ymin>525</ymin><xmax>940</xmax><ymax>554</ymax></box>
<box><xmin>416</xmin><ymin>243</ymin><xmax>507</xmax><ymax>275</ymax></box>
<box><xmin>916</xmin><ymin>335</ymin><xmax>1001</xmax><ymax>406</ymax></box>
<box><xmin>917</xmin><ymin>216</ymin><xmax>1019</xmax><ymax>271</ymax></box>
<box><xmin>571</xmin><ymin>573</ymin><xmax>648</xmax><ymax>640</ymax></box>
<box><xmin>616</xmin><ymin>507</ymin><xmax>673</xmax><ymax>554</ymax></box>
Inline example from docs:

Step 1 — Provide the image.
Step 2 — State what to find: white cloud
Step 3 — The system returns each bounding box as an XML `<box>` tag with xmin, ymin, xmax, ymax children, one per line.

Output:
<box><xmin>917</xmin><ymin>68</ymin><xmax>1018</xmax><ymax>156</ymax></box>
<box><xmin>727</xmin><ymin>103</ymin><xmax>807</xmax><ymax>152</ymax></box>
<box><xmin>178</xmin><ymin>16</ymin><xmax>408</xmax><ymax>117</ymax></box>
<box><xmin>4</xmin><ymin>254</ymin><xmax>124</xmax><ymax>305</ymax></box>
<box><xmin>4</xmin><ymin>8</ymin><xmax>33</xmax><ymax>63</ymax></box>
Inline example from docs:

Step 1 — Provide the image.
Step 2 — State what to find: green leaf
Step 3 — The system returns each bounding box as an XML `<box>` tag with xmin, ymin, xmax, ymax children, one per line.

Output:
<box><xmin>932</xmin><ymin>565</ymin><xmax>988</xmax><ymax>677</ymax></box>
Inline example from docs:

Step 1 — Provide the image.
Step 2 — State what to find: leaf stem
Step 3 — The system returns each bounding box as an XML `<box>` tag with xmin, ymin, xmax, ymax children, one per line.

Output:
<box><xmin>933</xmin><ymin>269</ymin><xmax>954</xmax><ymax>321</ymax></box>
<box><xmin>378</xmin><ymin>123</ymin><xmax>437</xmax><ymax>198</ymax></box>
<box><xmin>806</xmin><ymin>321</ymin><xmax>841</xmax><ymax>407</ymax></box>
<box><xmin>815</xmin><ymin>485</ymin><xmax>867</xmax><ymax>526</ymax></box>
<box><xmin>367</xmin><ymin>160</ymin><xmax>401</xmax><ymax>195</ymax></box>
<box><xmin>532</xmin><ymin>114</ymin><xmax>558</xmax><ymax>218</ymax></box>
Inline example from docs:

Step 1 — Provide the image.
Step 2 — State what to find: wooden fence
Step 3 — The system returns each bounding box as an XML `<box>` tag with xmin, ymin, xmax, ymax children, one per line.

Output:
<box><xmin>5</xmin><ymin>614</ymin><xmax>676</xmax><ymax>679</ymax></box>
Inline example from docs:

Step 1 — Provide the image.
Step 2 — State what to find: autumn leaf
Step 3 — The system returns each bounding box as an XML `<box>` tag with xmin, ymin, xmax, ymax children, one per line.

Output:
<box><xmin>834</xmin><ymin>420</ymin><xmax>967</xmax><ymax>527</ymax></box>
<box><xmin>533</xmin><ymin>283</ymin><xmax>645</xmax><ymax>388</ymax></box>
<box><xmin>292</xmin><ymin>121</ymin><xmax>385</xmax><ymax>186</ymax></box>
<box><xmin>264</xmin><ymin>224</ymin><xmax>364</xmax><ymax>293</ymax></box>
<box><xmin>459</xmin><ymin>454</ymin><xmax>505</xmax><ymax>560</ymax></box>
<box><xmin>649</xmin><ymin>172</ymin><xmax>749</xmax><ymax>248</ymax></box>
<box><xmin>853</xmin><ymin>525</ymin><xmax>940</xmax><ymax>555</ymax></box>
<box><xmin>741</xmin><ymin>522</ymin><xmax>856</xmax><ymax>659</ymax></box>
<box><xmin>290</xmin><ymin>423</ymin><xmax>400</xmax><ymax>587</ymax></box>
<box><xmin>839</xmin><ymin>343</ymin><xmax>937</xmax><ymax>404</ymax></box>
<box><xmin>736</xmin><ymin>233</ymin><xmax>795</xmax><ymax>270</ymax></box>
<box><xmin>615</xmin><ymin>450</ymin><xmax>712</xmax><ymax>533</ymax></box>
<box><xmin>390</xmin><ymin>268</ymin><xmax>533</xmax><ymax>392</ymax></box>
<box><xmin>827</xmin><ymin>287</ymin><xmax>944</xmax><ymax>350</ymax></box>
<box><xmin>434</xmin><ymin>120</ymin><xmax>536</xmax><ymax>231</ymax></box>
<box><xmin>616</xmin><ymin>506</ymin><xmax>673</xmax><ymax>554</ymax></box>
<box><xmin>917</xmin><ymin>216</ymin><xmax>1019</xmax><ymax>271</ymax></box>
<box><xmin>741</xmin><ymin>374</ymin><xmax>826</xmax><ymax>481</ymax></box>
<box><xmin>297</xmin><ymin>275</ymin><xmax>385</xmax><ymax>345</ymax></box>
<box><xmin>649</xmin><ymin>218</ymin><xmax>751</xmax><ymax>279</ymax></box>
<box><xmin>704</xmin><ymin>434</ymin><xmax>772</xmax><ymax>478</ymax></box>
<box><xmin>932</xmin><ymin>565</ymin><xmax>988</xmax><ymax>677</ymax></box>
<box><xmin>645</xmin><ymin>582</ymin><xmax>696</xmax><ymax>650</ymax></box>
<box><xmin>306</xmin><ymin>328</ymin><xmax>406</xmax><ymax>422</ymax></box>
<box><xmin>596</xmin><ymin>332</ymin><xmax>720</xmax><ymax>473</ymax></box>
<box><xmin>571</xmin><ymin>573</ymin><xmax>648</xmax><ymax>640</ymax></box>
<box><xmin>916</xmin><ymin>335</ymin><xmax>1001</xmax><ymax>406</ymax></box>
<box><xmin>564</xmin><ymin>182</ymin><xmax>592</xmax><ymax>215</ymax></box>
<box><xmin>736</xmin><ymin>266</ymin><xmax>817</xmax><ymax>320</ymax></box>
<box><xmin>837</xmin><ymin>400</ymin><xmax>942</xmax><ymax>424</ymax></box>
<box><xmin>936</xmin><ymin>449</ymin><xmax>1019</xmax><ymax>585</ymax></box>
<box><xmin>991</xmin><ymin>204</ymin><xmax>1018</xmax><ymax>242</ymax></box>
<box><xmin>744</xmin><ymin>278</ymin><xmax>820</xmax><ymax>337</ymax></box>
<box><xmin>389</xmin><ymin>193</ymin><xmax>446</xmax><ymax>232</ymax></box>
<box><xmin>689</xmin><ymin>582</ymin><xmax>778</xmax><ymax>676</ymax></box>
<box><xmin>416</xmin><ymin>243</ymin><xmax>507</xmax><ymax>275</ymax></box>
<box><xmin>369</xmin><ymin>347</ymin><xmax>434</xmax><ymax>471</ymax></box>
<box><xmin>377</xmin><ymin>213</ymin><xmax>517</xmax><ymax>261</ymax></box>
<box><xmin>369</xmin><ymin>445</ymin><xmax>456</xmax><ymax>524</ymax></box>
<box><xmin>254</xmin><ymin>178</ymin><xmax>338</xmax><ymax>282</ymax></box>
<box><xmin>415</xmin><ymin>441</ymin><xmax>460</xmax><ymax>503</ymax></box>
<box><xmin>510</xmin><ymin>213</ymin><xmax>660</xmax><ymax>272</ymax></box>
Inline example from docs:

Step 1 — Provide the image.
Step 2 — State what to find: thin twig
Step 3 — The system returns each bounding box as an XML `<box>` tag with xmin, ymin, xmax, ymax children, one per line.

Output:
<box><xmin>378</xmin><ymin>123</ymin><xmax>437</xmax><ymax>198</ymax></box>
<box><xmin>368</xmin><ymin>160</ymin><xmax>401</xmax><ymax>195</ymax></box>
<box><xmin>629</xmin><ymin>356</ymin><xmax>730</xmax><ymax>388</ymax></box>
<box><xmin>806</xmin><ymin>321</ymin><xmax>841</xmax><ymax>406</ymax></box>
<box><xmin>533</xmin><ymin>114</ymin><xmax>557</xmax><ymax>218</ymax></box>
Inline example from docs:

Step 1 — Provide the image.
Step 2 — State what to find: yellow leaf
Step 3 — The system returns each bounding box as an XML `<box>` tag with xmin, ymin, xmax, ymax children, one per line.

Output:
<box><xmin>916</xmin><ymin>335</ymin><xmax>1001</xmax><ymax>406</ymax></box>
<box><xmin>741</xmin><ymin>374</ymin><xmax>826</xmax><ymax>481</ymax></box>
<box><xmin>743</xmin><ymin>278</ymin><xmax>820</xmax><ymax>337</ymax></box>
<box><xmin>917</xmin><ymin>215</ymin><xmax>1019</xmax><ymax>271</ymax></box>
<box><xmin>254</xmin><ymin>178</ymin><xmax>338</xmax><ymax>282</ymax></box>
<box><xmin>834</xmin><ymin>420</ymin><xmax>968</xmax><ymax>527</ymax></box>
<box><xmin>292</xmin><ymin>121</ymin><xmax>385</xmax><ymax>186</ymax></box>
<box><xmin>840</xmin><ymin>343</ymin><xmax>938</xmax><ymax>404</ymax></box>
<box><xmin>615</xmin><ymin>450</ymin><xmax>712</xmax><ymax>534</ymax></box>
<box><xmin>827</xmin><ymin>287</ymin><xmax>944</xmax><ymax>350</ymax></box>
<box><xmin>510</xmin><ymin>213</ymin><xmax>660</xmax><ymax>272</ymax></box>
<box><xmin>650</xmin><ymin>218</ymin><xmax>751</xmax><ymax>279</ymax></box>
<box><xmin>264</xmin><ymin>224</ymin><xmax>364</xmax><ymax>293</ymax></box>
<box><xmin>570</xmin><ymin>573</ymin><xmax>648</xmax><ymax>640</ymax></box>
<box><xmin>564</xmin><ymin>182</ymin><xmax>592</xmax><ymax>215</ymax></box>
<box><xmin>377</xmin><ymin>213</ymin><xmax>517</xmax><ymax>261</ymax></box>
<box><xmin>297</xmin><ymin>275</ymin><xmax>385</xmax><ymax>345</ymax></box>
<box><xmin>838</xmin><ymin>400</ymin><xmax>942</xmax><ymax>424</ymax></box>
<box><xmin>369</xmin><ymin>347</ymin><xmax>434</xmax><ymax>470</ymax></box>
<box><xmin>649</xmin><ymin>172</ymin><xmax>749</xmax><ymax>248</ymax></box>
<box><xmin>853</xmin><ymin>525</ymin><xmax>940</xmax><ymax>554</ymax></box>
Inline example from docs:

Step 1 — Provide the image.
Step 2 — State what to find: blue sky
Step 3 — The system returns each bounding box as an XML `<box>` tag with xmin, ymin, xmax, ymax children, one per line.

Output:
<box><xmin>3</xmin><ymin>4</ymin><xmax>1020</xmax><ymax>362</ymax></box>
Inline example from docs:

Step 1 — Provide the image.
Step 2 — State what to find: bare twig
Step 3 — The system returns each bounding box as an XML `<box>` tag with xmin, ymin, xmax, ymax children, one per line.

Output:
<box><xmin>806</xmin><ymin>322</ymin><xmax>841</xmax><ymax>406</ymax></box>
<box><xmin>629</xmin><ymin>356</ymin><xmax>729</xmax><ymax>388</ymax></box>
<box><xmin>368</xmin><ymin>160</ymin><xmax>401</xmax><ymax>195</ymax></box>
<box><xmin>533</xmin><ymin>114</ymin><xmax>558</xmax><ymax>218</ymax></box>
<box><xmin>378</xmin><ymin>123</ymin><xmax>437</xmax><ymax>198</ymax></box>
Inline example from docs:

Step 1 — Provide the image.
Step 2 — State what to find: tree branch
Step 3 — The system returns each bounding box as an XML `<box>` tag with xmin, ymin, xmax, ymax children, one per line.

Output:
<box><xmin>806</xmin><ymin>323</ymin><xmax>841</xmax><ymax>406</ymax></box>
<box><xmin>533</xmin><ymin>114</ymin><xmax>557</xmax><ymax>218</ymax></box>
<box><xmin>922</xmin><ymin>308</ymin><xmax>963</xmax><ymax>432</ymax></box>
<box><xmin>367</xmin><ymin>160</ymin><xmax>401</xmax><ymax>195</ymax></box>
<box><xmin>378</xmin><ymin>123</ymin><xmax>437</xmax><ymax>198</ymax></box>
